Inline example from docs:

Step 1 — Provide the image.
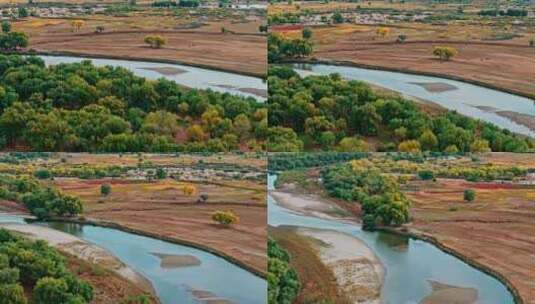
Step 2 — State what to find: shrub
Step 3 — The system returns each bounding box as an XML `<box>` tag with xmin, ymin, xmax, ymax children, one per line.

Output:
<box><xmin>155</xmin><ymin>168</ymin><xmax>166</xmax><ymax>179</ymax></box>
<box><xmin>417</xmin><ymin>170</ymin><xmax>435</xmax><ymax>180</ymax></box>
<box><xmin>464</xmin><ymin>189</ymin><xmax>476</xmax><ymax>202</ymax></box>
<box><xmin>100</xmin><ymin>184</ymin><xmax>111</xmax><ymax>196</ymax></box>
<box><xmin>211</xmin><ymin>210</ymin><xmax>239</xmax><ymax>226</ymax></box>
<box><xmin>34</xmin><ymin>169</ymin><xmax>51</xmax><ymax>179</ymax></box>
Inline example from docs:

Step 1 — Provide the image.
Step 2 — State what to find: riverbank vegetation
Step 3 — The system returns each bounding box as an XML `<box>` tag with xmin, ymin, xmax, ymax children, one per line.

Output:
<box><xmin>0</xmin><ymin>228</ymin><xmax>93</xmax><ymax>303</ymax></box>
<box><xmin>0</xmin><ymin>174</ymin><xmax>82</xmax><ymax>219</ymax></box>
<box><xmin>267</xmin><ymin>66</ymin><xmax>533</xmax><ymax>152</ymax></box>
<box><xmin>268</xmin><ymin>237</ymin><xmax>300</xmax><ymax>304</ymax></box>
<box><xmin>0</xmin><ymin>55</ymin><xmax>266</xmax><ymax>152</ymax></box>
<box><xmin>322</xmin><ymin>159</ymin><xmax>411</xmax><ymax>230</ymax></box>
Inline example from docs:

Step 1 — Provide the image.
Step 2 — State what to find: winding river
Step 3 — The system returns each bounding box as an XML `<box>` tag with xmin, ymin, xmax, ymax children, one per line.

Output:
<box><xmin>0</xmin><ymin>214</ymin><xmax>267</xmax><ymax>304</ymax></box>
<box><xmin>268</xmin><ymin>175</ymin><xmax>516</xmax><ymax>304</ymax></box>
<box><xmin>38</xmin><ymin>55</ymin><xmax>267</xmax><ymax>101</ymax></box>
<box><xmin>292</xmin><ymin>63</ymin><xmax>535</xmax><ymax>138</ymax></box>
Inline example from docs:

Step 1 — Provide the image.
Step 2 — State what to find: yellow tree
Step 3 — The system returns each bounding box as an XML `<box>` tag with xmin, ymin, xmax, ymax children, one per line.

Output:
<box><xmin>182</xmin><ymin>184</ymin><xmax>196</xmax><ymax>196</ymax></box>
<box><xmin>71</xmin><ymin>20</ymin><xmax>84</xmax><ymax>32</ymax></box>
<box><xmin>144</xmin><ymin>35</ymin><xmax>167</xmax><ymax>49</ymax></box>
<box><xmin>376</xmin><ymin>27</ymin><xmax>391</xmax><ymax>38</ymax></box>
<box><xmin>433</xmin><ymin>46</ymin><xmax>458</xmax><ymax>61</ymax></box>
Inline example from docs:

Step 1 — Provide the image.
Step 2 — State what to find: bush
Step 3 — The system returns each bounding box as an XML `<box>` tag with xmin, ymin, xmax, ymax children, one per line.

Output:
<box><xmin>155</xmin><ymin>168</ymin><xmax>166</xmax><ymax>179</ymax></box>
<box><xmin>464</xmin><ymin>189</ymin><xmax>476</xmax><ymax>202</ymax></box>
<box><xmin>417</xmin><ymin>170</ymin><xmax>435</xmax><ymax>180</ymax></box>
<box><xmin>34</xmin><ymin>169</ymin><xmax>52</xmax><ymax>179</ymax></box>
<box><xmin>100</xmin><ymin>184</ymin><xmax>111</xmax><ymax>196</ymax></box>
<box><xmin>211</xmin><ymin>210</ymin><xmax>239</xmax><ymax>226</ymax></box>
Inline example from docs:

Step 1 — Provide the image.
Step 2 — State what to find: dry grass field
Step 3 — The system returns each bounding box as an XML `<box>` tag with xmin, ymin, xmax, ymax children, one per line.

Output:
<box><xmin>275</xmin><ymin>21</ymin><xmax>535</xmax><ymax>97</ymax></box>
<box><xmin>51</xmin><ymin>177</ymin><xmax>268</xmax><ymax>274</ymax></box>
<box><xmin>405</xmin><ymin>178</ymin><xmax>535</xmax><ymax>303</ymax></box>
<box><xmin>13</xmin><ymin>9</ymin><xmax>267</xmax><ymax>76</ymax></box>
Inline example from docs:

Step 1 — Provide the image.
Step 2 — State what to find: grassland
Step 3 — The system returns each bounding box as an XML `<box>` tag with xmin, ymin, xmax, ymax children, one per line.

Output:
<box><xmin>13</xmin><ymin>7</ymin><xmax>267</xmax><ymax>76</ymax></box>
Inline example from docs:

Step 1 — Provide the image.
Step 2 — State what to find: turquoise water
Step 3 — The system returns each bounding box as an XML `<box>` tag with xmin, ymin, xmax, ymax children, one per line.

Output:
<box><xmin>292</xmin><ymin>63</ymin><xmax>534</xmax><ymax>137</ymax></box>
<box><xmin>39</xmin><ymin>55</ymin><xmax>267</xmax><ymax>101</ymax></box>
<box><xmin>268</xmin><ymin>175</ymin><xmax>516</xmax><ymax>304</ymax></box>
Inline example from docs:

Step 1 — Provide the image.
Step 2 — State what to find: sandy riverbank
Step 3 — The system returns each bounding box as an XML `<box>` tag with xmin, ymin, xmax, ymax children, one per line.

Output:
<box><xmin>297</xmin><ymin>227</ymin><xmax>384</xmax><ymax>304</ymax></box>
<box><xmin>270</xmin><ymin>189</ymin><xmax>384</xmax><ymax>303</ymax></box>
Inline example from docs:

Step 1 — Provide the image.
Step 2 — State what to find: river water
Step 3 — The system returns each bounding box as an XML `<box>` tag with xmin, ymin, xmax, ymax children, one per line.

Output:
<box><xmin>292</xmin><ymin>63</ymin><xmax>534</xmax><ymax>138</ymax></box>
<box><xmin>268</xmin><ymin>175</ymin><xmax>515</xmax><ymax>304</ymax></box>
<box><xmin>39</xmin><ymin>55</ymin><xmax>267</xmax><ymax>101</ymax></box>
<box><xmin>0</xmin><ymin>214</ymin><xmax>267</xmax><ymax>304</ymax></box>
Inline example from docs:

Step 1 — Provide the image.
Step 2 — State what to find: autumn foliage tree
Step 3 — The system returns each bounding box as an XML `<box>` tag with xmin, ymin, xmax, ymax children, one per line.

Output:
<box><xmin>144</xmin><ymin>35</ymin><xmax>167</xmax><ymax>48</ymax></box>
<box><xmin>433</xmin><ymin>46</ymin><xmax>458</xmax><ymax>61</ymax></box>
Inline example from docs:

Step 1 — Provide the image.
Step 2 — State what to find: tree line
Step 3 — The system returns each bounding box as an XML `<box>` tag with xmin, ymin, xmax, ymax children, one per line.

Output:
<box><xmin>0</xmin><ymin>229</ymin><xmax>93</xmax><ymax>303</ymax></box>
<box><xmin>0</xmin><ymin>55</ymin><xmax>267</xmax><ymax>152</ymax></box>
<box><xmin>0</xmin><ymin>174</ymin><xmax>83</xmax><ymax>219</ymax></box>
<box><xmin>267</xmin><ymin>66</ymin><xmax>533</xmax><ymax>152</ymax></box>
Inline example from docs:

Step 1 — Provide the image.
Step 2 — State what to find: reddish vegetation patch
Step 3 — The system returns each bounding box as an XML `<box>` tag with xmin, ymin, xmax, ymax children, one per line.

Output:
<box><xmin>405</xmin><ymin>179</ymin><xmax>535</xmax><ymax>303</ymax></box>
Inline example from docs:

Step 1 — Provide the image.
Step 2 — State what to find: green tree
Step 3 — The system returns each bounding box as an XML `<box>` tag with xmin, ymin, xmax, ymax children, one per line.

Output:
<box><xmin>156</xmin><ymin>168</ymin><xmax>167</xmax><ymax>179</ymax></box>
<box><xmin>302</xmin><ymin>27</ymin><xmax>312</xmax><ymax>39</ymax></box>
<box><xmin>100</xmin><ymin>184</ymin><xmax>111</xmax><ymax>196</ymax></box>
<box><xmin>464</xmin><ymin>189</ymin><xmax>476</xmax><ymax>202</ymax></box>
<box><xmin>1</xmin><ymin>21</ymin><xmax>11</xmax><ymax>33</ymax></box>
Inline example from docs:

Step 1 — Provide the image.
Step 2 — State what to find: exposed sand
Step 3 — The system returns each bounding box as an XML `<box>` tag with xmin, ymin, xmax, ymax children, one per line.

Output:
<box><xmin>141</xmin><ymin>66</ymin><xmax>187</xmax><ymax>76</ymax></box>
<box><xmin>0</xmin><ymin>223</ymin><xmax>154</xmax><ymax>293</ymax></box>
<box><xmin>270</xmin><ymin>191</ymin><xmax>353</xmax><ymax>222</ymax></box>
<box><xmin>410</xmin><ymin>82</ymin><xmax>458</xmax><ymax>93</ymax></box>
<box><xmin>296</xmin><ymin>227</ymin><xmax>384</xmax><ymax>304</ymax></box>
<box><xmin>420</xmin><ymin>281</ymin><xmax>478</xmax><ymax>304</ymax></box>
<box><xmin>188</xmin><ymin>287</ymin><xmax>233</xmax><ymax>304</ymax></box>
<box><xmin>496</xmin><ymin>111</ymin><xmax>535</xmax><ymax>131</ymax></box>
<box><xmin>150</xmin><ymin>253</ymin><xmax>201</xmax><ymax>269</ymax></box>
